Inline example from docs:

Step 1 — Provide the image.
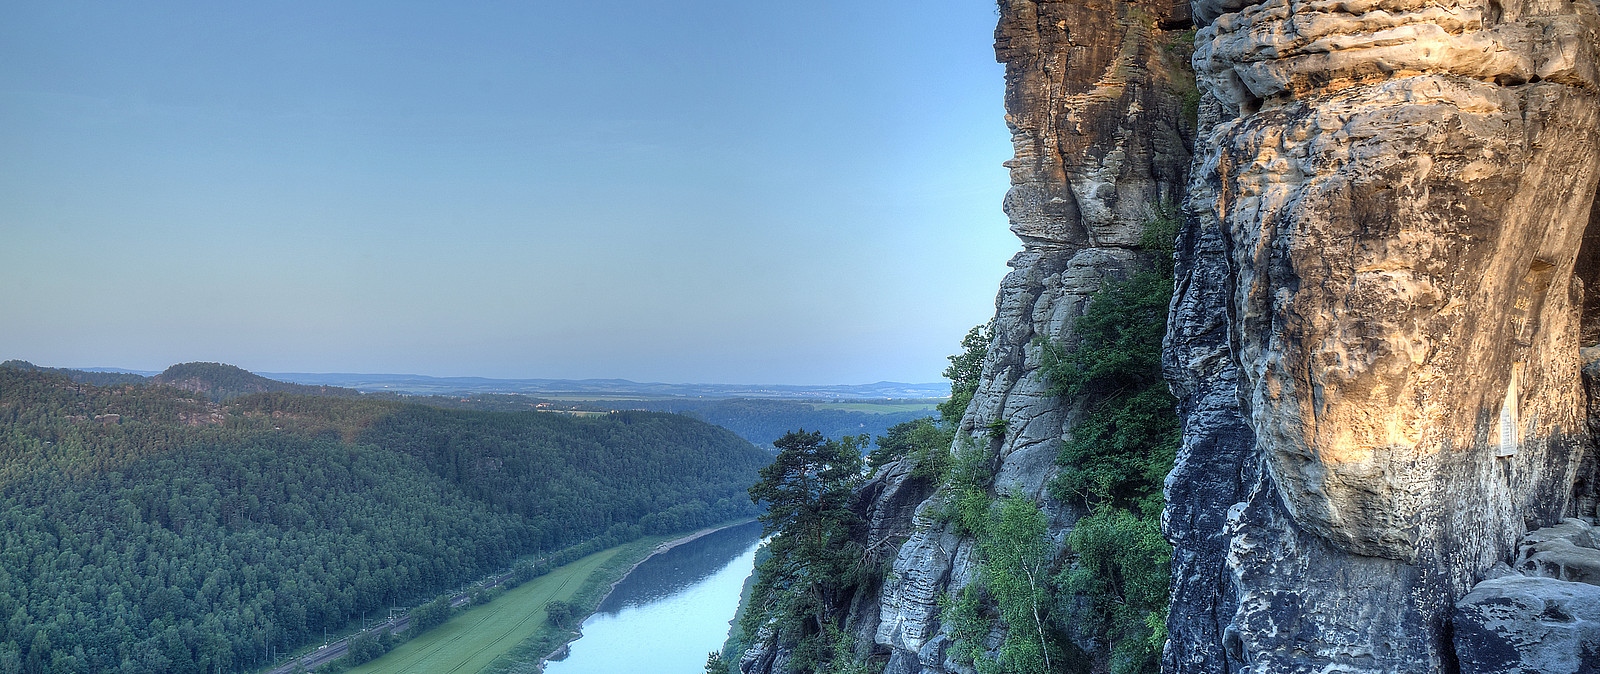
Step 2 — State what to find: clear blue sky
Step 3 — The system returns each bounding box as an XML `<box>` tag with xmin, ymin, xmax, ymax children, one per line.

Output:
<box><xmin>1</xmin><ymin>1</ymin><xmax>1016</xmax><ymax>385</ymax></box>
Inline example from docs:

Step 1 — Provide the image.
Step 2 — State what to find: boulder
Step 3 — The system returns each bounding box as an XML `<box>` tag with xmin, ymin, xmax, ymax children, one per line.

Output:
<box><xmin>1455</xmin><ymin>575</ymin><xmax>1600</xmax><ymax>674</ymax></box>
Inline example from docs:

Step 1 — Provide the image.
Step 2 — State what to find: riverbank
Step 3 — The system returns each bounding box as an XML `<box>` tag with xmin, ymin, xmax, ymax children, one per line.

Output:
<box><xmin>329</xmin><ymin>519</ymin><xmax>755</xmax><ymax>674</ymax></box>
<box><xmin>541</xmin><ymin>523</ymin><xmax>765</xmax><ymax>674</ymax></box>
<box><xmin>345</xmin><ymin>547</ymin><xmax>622</xmax><ymax>674</ymax></box>
<box><xmin>529</xmin><ymin>519</ymin><xmax>759</xmax><ymax>672</ymax></box>
<box><xmin>599</xmin><ymin>520</ymin><xmax>758</xmax><ymax>603</ymax></box>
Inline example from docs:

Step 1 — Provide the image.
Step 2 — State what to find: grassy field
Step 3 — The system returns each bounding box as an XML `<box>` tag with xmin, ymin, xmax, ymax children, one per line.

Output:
<box><xmin>346</xmin><ymin>548</ymin><xmax>619</xmax><ymax>674</ymax></box>
<box><xmin>807</xmin><ymin>399</ymin><xmax>940</xmax><ymax>414</ymax></box>
<box><xmin>343</xmin><ymin>522</ymin><xmax>753</xmax><ymax>674</ymax></box>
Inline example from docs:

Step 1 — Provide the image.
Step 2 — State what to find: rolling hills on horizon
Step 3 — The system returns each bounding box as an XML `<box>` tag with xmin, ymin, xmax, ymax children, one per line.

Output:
<box><xmin>12</xmin><ymin>361</ymin><xmax>948</xmax><ymax>400</ymax></box>
<box><xmin>1</xmin><ymin>359</ymin><xmax>944</xmax><ymax>447</ymax></box>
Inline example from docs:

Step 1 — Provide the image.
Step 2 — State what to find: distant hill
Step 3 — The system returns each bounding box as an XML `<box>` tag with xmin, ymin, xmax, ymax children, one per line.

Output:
<box><xmin>262</xmin><ymin>371</ymin><xmax>950</xmax><ymax>399</ymax></box>
<box><xmin>2</xmin><ymin>361</ymin><xmax>948</xmax><ymax>400</ymax></box>
<box><xmin>152</xmin><ymin>361</ymin><xmax>363</xmax><ymax>401</ymax></box>
<box><xmin>0</xmin><ymin>359</ymin><xmax>151</xmax><ymax>386</ymax></box>
<box><xmin>361</xmin><ymin>392</ymin><xmax>937</xmax><ymax>447</ymax></box>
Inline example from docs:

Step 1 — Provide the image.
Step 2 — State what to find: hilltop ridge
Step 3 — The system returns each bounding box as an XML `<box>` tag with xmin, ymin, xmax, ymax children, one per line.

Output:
<box><xmin>151</xmin><ymin>361</ymin><xmax>363</xmax><ymax>401</ymax></box>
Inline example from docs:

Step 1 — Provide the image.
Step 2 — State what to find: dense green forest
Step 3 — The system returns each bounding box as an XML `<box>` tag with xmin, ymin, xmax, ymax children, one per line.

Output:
<box><xmin>0</xmin><ymin>368</ymin><xmax>765</xmax><ymax>674</ymax></box>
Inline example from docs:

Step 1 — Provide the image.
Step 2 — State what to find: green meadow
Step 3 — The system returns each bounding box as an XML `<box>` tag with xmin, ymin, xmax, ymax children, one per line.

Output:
<box><xmin>346</xmin><ymin>548</ymin><xmax>619</xmax><ymax>674</ymax></box>
<box><xmin>344</xmin><ymin>522</ymin><xmax>753</xmax><ymax>674</ymax></box>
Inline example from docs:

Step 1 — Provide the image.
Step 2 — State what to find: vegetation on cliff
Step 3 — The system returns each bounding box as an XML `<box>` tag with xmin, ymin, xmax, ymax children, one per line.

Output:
<box><xmin>743</xmin><ymin>430</ymin><xmax>870</xmax><ymax>672</ymax></box>
<box><xmin>1041</xmin><ymin>210</ymin><xmax>1178</xmax><ymax>674</ymax></box>
<box><xmin>722</xmin><ymin>328</ymin><xmax>987</xmax><ymax>674</ymax></box>
<box><xmin>1048</xmin><ymin>209</ymin><xmax>1177</xmax><ymax>674</ymax></box>
<box><xmin>0</xmin><ymin>368</ymin><xmax>764</xmax><ymax>673</ymax></box>
<box><xmin>937</xmin><ymin>209</ymin><xmax>1178</xmax><ymax>674</ymax></box>
<box><xmin>725</xmin><ymin>207</ymin><xmax>1177</xmax><ymax>674</ymax></box>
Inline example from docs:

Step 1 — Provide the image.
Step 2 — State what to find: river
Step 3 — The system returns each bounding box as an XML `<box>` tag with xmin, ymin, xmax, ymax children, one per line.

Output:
<box><xmin>542</xmin><ymin>520</ymin><xmax>765</xmax><ymax>674</ymax></box>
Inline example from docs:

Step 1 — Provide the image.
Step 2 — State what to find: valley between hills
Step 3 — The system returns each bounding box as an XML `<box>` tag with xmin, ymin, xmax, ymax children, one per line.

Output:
<box><xmin>0</xmin><ymin>360</ymin><xmax>825</xmax><ymax>672</ymax></box>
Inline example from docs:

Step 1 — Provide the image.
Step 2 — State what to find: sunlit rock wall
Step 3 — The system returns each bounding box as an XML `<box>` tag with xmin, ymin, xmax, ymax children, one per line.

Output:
<box><xmin>1168</xmin><ymin>0</ymin><xmax>1600</xmax><ymax>668</ymax></box>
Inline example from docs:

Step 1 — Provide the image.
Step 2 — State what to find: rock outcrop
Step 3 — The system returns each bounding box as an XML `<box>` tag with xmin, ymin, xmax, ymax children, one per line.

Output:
<box><xmin>1455</xmin><ymin>575</ymin><xmax>1600</xmax><ymax>674</ymax></box>
<box><xmin>1452</xmin><ymin>519</ymin><xmax>1600</xmax><ymax>674</ymax></box>
<box><xmin>739</xmin><ymin>0</ymin><xmax>1198</xmax><ymax>671</ymax></box>
<box><xmin>866</xmin><ymin>0</ymin><xmax>1198</xmax><ymax>671</ymax></box>
<box><xmin>152</xmin><ymin>362</ymin><xmax>361</xmax><ymax>401</ymax></box>
<box><xmin>1168</xmin><ymin>0</ymin><xmax>1600</xmax><ymax>669</ymax></box>
<box><xmin>740</xmin><ymin>0</ymin><xmax>1600</xmax><ymax>670</ymax></box>
<box><xmin>872</xmin><ymin>3</ymin><xmax>1194</xmax><ymax>672</ymax></box>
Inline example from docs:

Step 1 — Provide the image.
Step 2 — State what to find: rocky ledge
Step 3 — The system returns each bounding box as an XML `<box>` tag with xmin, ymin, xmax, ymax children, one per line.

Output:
<box><xmin>1455</xmin><ymin>520</ymin><xmax>1600</xmax><ymax>674</ymax></box>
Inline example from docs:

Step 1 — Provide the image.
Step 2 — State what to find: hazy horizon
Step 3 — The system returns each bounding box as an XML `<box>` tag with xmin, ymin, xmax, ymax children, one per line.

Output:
<box><xmin>3</xmin><ymin>2</ymin><xmax>1016</xmax><ymax>384</ymax></box>
<box><xmin>23</xmin><ymin>360</ymin><xmax>950</xmax><ymax>387</ymax></box>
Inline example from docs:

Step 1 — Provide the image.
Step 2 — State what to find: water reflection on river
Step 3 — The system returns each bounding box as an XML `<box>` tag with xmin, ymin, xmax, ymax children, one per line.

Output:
<box><xmin>543</xmin><ymin>520</ymin><xmax>764</xmax><ymax>674</ymax></box>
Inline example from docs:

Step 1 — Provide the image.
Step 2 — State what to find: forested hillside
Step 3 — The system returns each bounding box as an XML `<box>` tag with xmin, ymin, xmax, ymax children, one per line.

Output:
<box><xmin>0</xmin><ymin>369</ymin><xmax>765</xmax><ymax>673</ymax></box>
<box><xmin>369</xmin><ymin>393</ymin><xmax>935</xmax><ymax>448</ymax></box>
<box><xmin>0</xmin><ymin>360</ymin><xmax>149</xmax><ymax>387</ymax></box>
<box><xmin>151</xmin><ymin>362</ymin><xmax>362</xmax><ymax>401</ymax></box>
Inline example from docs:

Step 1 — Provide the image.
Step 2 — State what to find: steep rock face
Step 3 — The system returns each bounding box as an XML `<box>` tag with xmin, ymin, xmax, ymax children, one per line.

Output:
<box><xmin>739</xmin><ymin>0</ymin><xmax>1196</xmax><ymax>671</ymax></box>
<box><xmin>872</xmin><ymin>0</ymin><xmax>1197</xmax><ymax>671</ymax></box>
<box><xmin>1168</xmin><ymin>0</ymin><xmax>1600</xmax><ymax>669</ymax></box>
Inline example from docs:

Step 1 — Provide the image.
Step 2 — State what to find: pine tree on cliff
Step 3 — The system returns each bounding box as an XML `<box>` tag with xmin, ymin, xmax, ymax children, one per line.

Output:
<box><xmin>746</xmin><ymin>429</ymin><xmax>868</xmax><ymax>669</ymax></box>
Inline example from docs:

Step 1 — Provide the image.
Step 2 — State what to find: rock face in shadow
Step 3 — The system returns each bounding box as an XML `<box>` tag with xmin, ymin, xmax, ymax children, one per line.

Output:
<box><xmin>1167</xmin><ymin>0</ymin><xmax>1600</xmax><ymax>668</ymax></box>
<box><xmin>1452</xmin><ymin>520</ymin><xmax>1600</xmax><ymax>674</ymax></box>
<box><xmin>1455</xmin><ymin>575</ymin><xmax>1600</xmax><ymax>674</ymax></box>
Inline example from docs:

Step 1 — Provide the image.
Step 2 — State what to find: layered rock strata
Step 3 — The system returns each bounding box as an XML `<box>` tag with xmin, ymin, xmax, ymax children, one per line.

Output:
<box><xmin>743</xmin><ymin>0</ymin><xmax>1599</xmax><ymax>670</ymax></box>
<box><xmin>1168</xmin><ymin>0</ymin><xmax>1600</xmax><ymax>669</ymax></box>
<box><xmin>739</xmin><ymin>0</ymin><xmax>1197</xmax><ymax>671</ymax></box>
<box><xmin>867</xmin><ymin>0</ymin><xmax>1198</xmax><ymax>671</ymax></box>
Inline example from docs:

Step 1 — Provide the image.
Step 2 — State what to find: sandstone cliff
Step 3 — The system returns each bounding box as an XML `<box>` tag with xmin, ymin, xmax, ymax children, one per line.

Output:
<box><xmin>874</xmin><ymin>0</ymin><xmax>1198</xmax><ymax>668</ymax></box>
<box><xmin>1164</xmin><ymin>0</ymin><xmax>1600</xmax><ymax>665</ymax></box>
<box><xmin>1168</xmin><ymin>0</ymin><xmax>1600</xmax><ymax>669</ymax></box>
<box><xmin>740</xmin><ymin>0</ymin><xmax>1197</xmax><ymax>671</ymax></box>
<box><xmin>739</xmin><ymin>0</ymin><xmax>1600</xmax><ymax>671</ymax></box>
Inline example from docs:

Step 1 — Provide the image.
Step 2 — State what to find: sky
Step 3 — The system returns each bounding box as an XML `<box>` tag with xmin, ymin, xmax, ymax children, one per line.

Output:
<box><xmin>1</xmin><ymin>1</ymin><xmax>1018</xmax><ymax>385</ymax></box>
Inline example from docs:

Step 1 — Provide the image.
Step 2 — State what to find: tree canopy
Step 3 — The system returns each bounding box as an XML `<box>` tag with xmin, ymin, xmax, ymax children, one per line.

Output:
<box><xmin>0</xmin><ymin>368</ymin><xmax>766</xmax><ymax>673</ymax></box>
<box><xmin>743</xmin><ymin>430</ymin><xmax>867</xmax><ymax>671</ymax></box>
